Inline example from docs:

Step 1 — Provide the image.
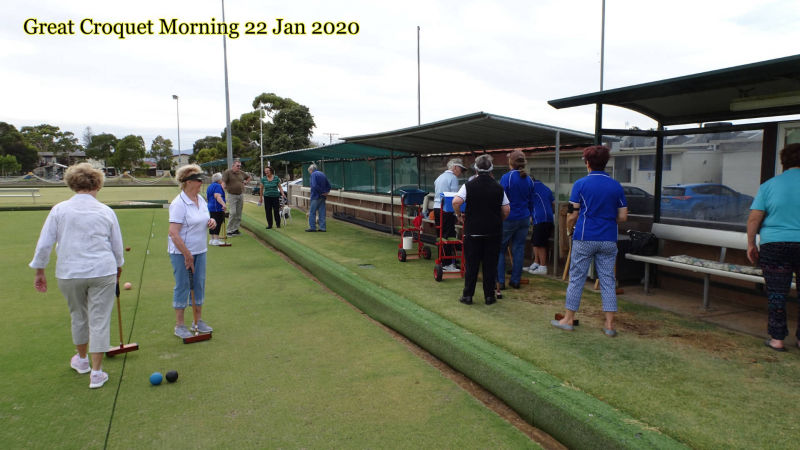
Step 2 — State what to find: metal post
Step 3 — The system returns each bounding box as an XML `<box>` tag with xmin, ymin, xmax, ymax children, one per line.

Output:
<box><xmin>417</xmin><ymin>26</ymin><xmax>421</xmax><ymax>125</ymax></box>
<box><xmin>553</xmin><ymin>131</ymin><xmax>560</xmax><ymax>274</ymax></box>
<box><xmin>595</xmin><ymin>0</ymin><xmax>606</xmax><ymax>145</ymax></box>
<box><xmin>221</xmin><ymin>0</ymin><xmax>233</xmax><ymax>168</ymax></box>
<box><xmin>259</xmin><ymin>105</ymin><xmax>264</xmax><ymax>177</ymax></box>
<box><xmin>172</xmin><ymin>95</ymin><xmax>181</xmax><ymax>157</ymax></box>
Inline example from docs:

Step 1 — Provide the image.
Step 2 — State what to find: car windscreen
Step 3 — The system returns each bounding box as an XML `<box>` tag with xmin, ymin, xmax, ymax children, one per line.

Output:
<box><xmin>662</xmin><ymin>187</ymin><xmax>685</xmax><ymax>196</ymax></box>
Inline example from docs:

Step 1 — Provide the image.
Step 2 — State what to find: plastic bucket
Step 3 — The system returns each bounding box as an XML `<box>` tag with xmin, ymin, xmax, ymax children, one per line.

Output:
<box><xmin>441</xmin><ymin>192</ymin><xmax>465</xmax><ymax>213</ymax></box>
<box><xmin>402</xmin><ymin>235</ymin><xmax>414</xmax><ymax>250</ymax></box>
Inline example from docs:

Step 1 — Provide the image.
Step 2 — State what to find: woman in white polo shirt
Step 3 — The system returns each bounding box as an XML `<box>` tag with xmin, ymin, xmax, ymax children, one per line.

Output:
<box><xmin>30</xmin><ymin>163</ymin><xmax>124</xmax><ymax>389</ymax></box>
<box><xmin>169</xmin><ymin>165</ymin><xmax>217</xmax><ymax>339</ymax></box>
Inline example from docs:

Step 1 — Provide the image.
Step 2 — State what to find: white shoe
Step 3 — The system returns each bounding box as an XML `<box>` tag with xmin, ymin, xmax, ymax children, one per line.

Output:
<box><xmin>89</xmin><ymin>370</ymin><xmax>109</xmax><ymax>389</ymax></box>
<box><xmin>530</xmin><ymin>265</ymin><xmax>548</xmax><ymax>275</ymax></box>
<box><xmin>526</xmin><ymin>263</ymin><xmax>540</xmax><ymax>274</ymax></box>
<box><xmin>443</xmin><ymin>264</ymin><xmax>460</xmax><ymax>273</ymax></box>
<box><xmin>211</xmin><ymin>239</ymin><xmax>221</xmax><ymax>246</ymax></box>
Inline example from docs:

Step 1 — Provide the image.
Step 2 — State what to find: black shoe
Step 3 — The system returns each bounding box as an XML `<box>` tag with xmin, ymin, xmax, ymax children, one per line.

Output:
<box><xmin>498</xmin><ymin>284</ymin><xmax>506</xmax><ymax>291</ymax></box>
<box><xmin>305</xmin><ymin>229</ymin><xmax>317</xmax><ymax>232</ymax></box>
<box><xmin>459</xmin><ymin>296</ymin><xmax>473</xmax><ymax>305</ymax></box>
<box><xmin>266</xmin><ymin>226</ymin><xmax>272</xmax><ymax>229</ymax></box>
<box><xmin>485</xmin><ymin>296</ymin><xmax>496</xmax><ymax>305</ymax></box>
<box><xmin>319</xmin><ymin>229</ymin><xmax>326</xmax><ymax>232</ymax></box>
<box><xmin>227</xmin><ymin>230</ymin><xmax>240</xmax><ymax>236</ymax></box>
<box><xmin>509</xmin><ymin>281</ymin><xmax>521</xmax><ymax>289</ymax></box>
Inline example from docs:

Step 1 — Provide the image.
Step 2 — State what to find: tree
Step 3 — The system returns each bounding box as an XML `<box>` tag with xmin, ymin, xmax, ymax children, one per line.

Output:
<box><xmin>20</xmin><ymin>124</ymin><xmax>80</xmax><ymax>164</ymax></box>
<box><xmin>85</xmin><ymin>133</ymin><xmax>117</xmax><ymax>165</ymax></box>
<box><xmin>0</xmin><ymin>154</ymin><xmax>22</xmax><ymax>176</ymax></box>
<box><xmin>149</xmin><ymin>135</ymin><xmax>174</xmax><ymax>170</ymax></box>
<box><xmin>195</xmin><ymin>147</ymin><xmax>222</xmax><ymax>165</ymax></box>
<box><xmin>109</xmin><ymin>135</ymin><xmax>145</xmax><ymax>172</ymax></box>
<box><xmin>0</xmin><ymin>122</ymin><xmax>38</xmax><ymax>172</ymax></box>
<box><xmin>82</xmin><ymin>127</ymin><xmax>94</xmax><ymax>148</ymax></box>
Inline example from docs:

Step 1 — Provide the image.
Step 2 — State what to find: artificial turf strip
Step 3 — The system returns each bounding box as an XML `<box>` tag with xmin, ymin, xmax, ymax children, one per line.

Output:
<box><xmin>242</xmin><ymin>215</ymin><xmax>687</xmax><ymax>449</ymax></box>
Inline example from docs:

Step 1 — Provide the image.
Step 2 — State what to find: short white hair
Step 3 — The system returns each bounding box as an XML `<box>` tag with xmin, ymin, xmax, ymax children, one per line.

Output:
<box><xmin>211</xmin><ymin>172</ymin><xmax>222</xmax><ymax>182</ymax></box>
<box><xmin>308</xmin><ymin>164</ymin><xmax>318</xmax><ymax>172</ymax></box>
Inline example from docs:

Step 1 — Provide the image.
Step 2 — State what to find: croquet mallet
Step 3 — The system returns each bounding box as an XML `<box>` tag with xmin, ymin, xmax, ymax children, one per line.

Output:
<box><xmin>218</xmin><ymin>211</ymin><xmax>231</xmax><ymax>247</ymax></box>
<box><xmin>107</xmin><ymin>282</ymin><xmax>140</xmax><ymax>356</ymax></box>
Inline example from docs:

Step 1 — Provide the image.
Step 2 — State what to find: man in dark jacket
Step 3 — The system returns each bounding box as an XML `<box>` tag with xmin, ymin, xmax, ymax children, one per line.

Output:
<box><xmin>452</xmin><ymin>154</ymin><xmax>510</xmax><ymax>305</ymax></box>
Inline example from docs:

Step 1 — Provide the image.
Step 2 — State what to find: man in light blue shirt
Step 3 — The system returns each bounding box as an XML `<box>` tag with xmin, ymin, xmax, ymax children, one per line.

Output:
<box><xmin>433</xmin><ymin>158</ymin><xmax>465</xmax><ymax>272</ymax></box>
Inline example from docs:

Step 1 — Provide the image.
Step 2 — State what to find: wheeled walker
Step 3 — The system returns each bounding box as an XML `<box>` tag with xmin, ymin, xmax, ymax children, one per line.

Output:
<box><xmin>397</xmin><ymin>188</ymin><xmax>431</xmax><ymax>262</ymax></box>
<box><xmin>433</xmin><ymin>192</ymin><xmax>465</xmax><ymax>281</ymax></box>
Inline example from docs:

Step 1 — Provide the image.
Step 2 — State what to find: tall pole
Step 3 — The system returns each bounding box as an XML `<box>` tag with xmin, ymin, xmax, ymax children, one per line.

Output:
<box><xmin>172</xmin><ymin>95</ymin><xmax>181</xmax><ymax>159</ymax></box>
<box><xmin>417</xmin><ymin>26</ymin><xmax>421</xmax><ymax>125</ymax></box>
<box><xmin>259</xmin><ymin>105</ymin><xmax>264</xmax><ymax>176</ymax></box>
<box><xmin>221</xmin><ymin>0</ymin><xmax>233</xmax><ymax>168</ymax></box>
<box><xmin>595</xmin><ymin>0</ymin><xmax>606</xmax><ymax>145</ymax></box>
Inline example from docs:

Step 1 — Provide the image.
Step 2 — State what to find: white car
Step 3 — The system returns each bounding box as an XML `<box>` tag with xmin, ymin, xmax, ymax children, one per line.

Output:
<box><xmin>281</xmin><ymin>178</ymin><xmax>302</xmax><ymax>192</ymax></box>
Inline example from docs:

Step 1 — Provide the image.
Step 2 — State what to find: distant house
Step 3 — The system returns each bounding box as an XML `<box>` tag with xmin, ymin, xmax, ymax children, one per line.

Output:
<box><xmin>34</xmin><ymin>150</ymin><xmax>87</xmax><ymax>178</ymax></box>
<box><xmin>171</xmin><ymin>152</ymin><xmax>191</xmax><ymax>168</ymax></box>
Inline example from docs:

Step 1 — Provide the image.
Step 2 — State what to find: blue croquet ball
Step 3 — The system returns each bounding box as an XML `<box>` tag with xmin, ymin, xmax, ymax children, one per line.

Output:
<box><xmin>165</xmin><ymin>370</ymin><xmax>178</xmax><ymax>383</ymax></box>
<box><xmin>149</xmin><ymin>372</ymin><xmax>163</xmax><ymax>385</ymax></box>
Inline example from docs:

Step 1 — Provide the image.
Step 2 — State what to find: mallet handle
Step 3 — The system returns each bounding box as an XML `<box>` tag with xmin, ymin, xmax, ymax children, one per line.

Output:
<box><xmin>115</xmin><ymin>283</ymin><xmax>124</xmax><ymax>346</ymax></box>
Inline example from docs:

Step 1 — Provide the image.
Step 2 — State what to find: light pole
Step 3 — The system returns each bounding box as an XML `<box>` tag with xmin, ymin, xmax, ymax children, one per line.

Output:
<box><xmin>259</xmin><ymin>104</ymin><xmax>264</xmax><ymax>177</ymax></box>
<box><xmin>221</xmin><ymin>0</ymin><xmax>233</xmax><ymax>168</ymax></box>
<box><xmin>172</xmin><ymin>94</ymin><xmax>181</xmax><ymax>160</ymax></box>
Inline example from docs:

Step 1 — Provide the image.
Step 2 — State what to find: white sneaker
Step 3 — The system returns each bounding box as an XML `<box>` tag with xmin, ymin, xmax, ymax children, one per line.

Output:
<box><xmin>70</xmin><ymin>354</ymin><xmax>90</xmax><ymax>374</ymax></box>
<box><xmin>531</xmin><ymin>265</ymin><xmax>548</xmax><ymax>275</ymax></box>
<box><xmin>526</xmin><ymin>263</ymin><xmax>539</xmax><ymax>274</ymax></box>
<box><xmin>89</xmin><ymin>370</ymin><xmax>109</xmax><ymax>389</ymax></box>
<box><xmin>443</xmin><ymin>264</ymin><xmax>460</xmax><ymax>273</ymax></box>
<box><xmin>209</xmin><ymin>239</ymin><xmax>220</xmax><ymax>246</ymax></box>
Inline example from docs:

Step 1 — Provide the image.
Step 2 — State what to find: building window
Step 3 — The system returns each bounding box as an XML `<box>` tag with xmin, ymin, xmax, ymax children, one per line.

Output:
<box><xmin>638</xmin><ymin>154</ymin><xmax>671</xmax><ymax>171</ymax></box>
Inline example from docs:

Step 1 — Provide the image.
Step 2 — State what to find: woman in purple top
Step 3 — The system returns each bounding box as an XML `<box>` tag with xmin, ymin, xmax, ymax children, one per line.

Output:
<box><xmin>552</xmin><ymin>146</ymin><xmax>627</xmax><ymax>336</ymax></box>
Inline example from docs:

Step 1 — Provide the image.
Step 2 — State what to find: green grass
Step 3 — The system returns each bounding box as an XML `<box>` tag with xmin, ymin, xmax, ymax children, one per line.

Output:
<box><xmin>0</xmin><ymin>185</ymin><xmax>179</xmax><ymax>207</ymax></box>
<box><xmin>241</xmin><ymin>201</ymin><xmax>800</xmax><ymax>449</ymax></box>
<box><xmin>2</xmin><ymin>204</ymin><xmax>537</xmax><ymax>449</ymax></box>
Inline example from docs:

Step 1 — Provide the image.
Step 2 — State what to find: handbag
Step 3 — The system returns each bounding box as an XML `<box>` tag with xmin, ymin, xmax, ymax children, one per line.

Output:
<box><xmin>628</xmin><ymin>230</ymin><xmax>658</xmax><ymax>256</ymax></box>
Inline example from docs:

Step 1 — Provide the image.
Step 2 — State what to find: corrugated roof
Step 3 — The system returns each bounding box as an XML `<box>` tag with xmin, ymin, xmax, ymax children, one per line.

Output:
<box><xmin>342</xmin><ymin>112</ymin><xmax>594</xmax><ymax>153</ymax></box>
<box><xmin>266</xmin><ymin>142</ymin><xmax>409</xmax><ymax>163</ymax></box>
<box><xmin>548</xmin><ymin>54</ymin><xmax>800</xmax><ymax>125</ymax></box>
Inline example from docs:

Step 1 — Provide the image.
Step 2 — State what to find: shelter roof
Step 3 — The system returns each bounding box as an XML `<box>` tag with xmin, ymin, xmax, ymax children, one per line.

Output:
<box><xmin>267</xmin><ymin>142</ymin><xmax>408</xmax><ymax>163</ymax></box>
<box><xmin>548</xmin><ymin>54</ymin><xmax>800</xmax><ymax>126</ymax></box>
<box><xmin>342</xmin><ymin>112</ymin><xmax>594</xmax><ymax>154</ymax></box>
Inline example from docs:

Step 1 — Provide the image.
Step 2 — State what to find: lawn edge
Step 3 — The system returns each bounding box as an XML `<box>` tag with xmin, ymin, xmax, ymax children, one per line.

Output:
<box><xmin>243</xmin><ymin>215</ymin><xmax>687</xmax><ymax>450</ymax></box>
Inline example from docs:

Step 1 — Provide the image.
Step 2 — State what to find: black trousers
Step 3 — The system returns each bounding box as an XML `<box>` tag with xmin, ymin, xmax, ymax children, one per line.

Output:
<box><xmin>209</xmin><ymin>211</ymin><xmax>225</xmax><ymax>236</ymax></box>
<box><xmin>462</xmin><ymin>234</ymin><xmax>502</xmax><ymax>299</ymax></box>
<box><xmin>760</xmin><ymin>242</ymin><xmax>800</xmax><ymax>340</ymax></box>
<box><xmin>264</xmin><ymin>196</ymin><xmax>281</xmax><ymax>228</ymax></box>
<box><xmin>434</xmin><ymin>208</ymin><xmax>456</xmax><ymax>258</ymax></box>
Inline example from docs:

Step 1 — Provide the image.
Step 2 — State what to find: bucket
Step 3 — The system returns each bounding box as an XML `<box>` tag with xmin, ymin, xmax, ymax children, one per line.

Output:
<box><xmin>402</xmin><ymin>235</ymin><xmax>414</xmax><ymax>250</ymax></box>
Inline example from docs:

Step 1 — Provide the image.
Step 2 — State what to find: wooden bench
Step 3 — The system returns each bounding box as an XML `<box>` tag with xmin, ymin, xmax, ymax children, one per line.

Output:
<box><xmin>0</xmin><ymin>188</ymin><xmax>41</xmax><ymax>203</ymax></box>
<box><xmin>625</xmin><ymin>223</ymin><xmax>795</xmax><ymax>309</ymax></box>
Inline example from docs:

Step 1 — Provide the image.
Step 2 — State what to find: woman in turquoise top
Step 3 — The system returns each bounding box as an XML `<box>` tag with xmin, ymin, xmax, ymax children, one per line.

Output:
<box><xmin>261</xmin><ymin>166</ymin><xmax>285</xmax><ymax>229</ymax></box>
<box><xmin>747</xmin><ymin>143</ymin><xmax>800</xmax><ymax>351</ymax></box>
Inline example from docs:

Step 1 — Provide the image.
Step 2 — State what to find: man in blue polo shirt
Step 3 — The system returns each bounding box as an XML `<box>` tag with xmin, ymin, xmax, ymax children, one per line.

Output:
<box><xmin>307</xmin><ymin>164</ymin><xmax>331</xmax><ymax>232</ymax></box>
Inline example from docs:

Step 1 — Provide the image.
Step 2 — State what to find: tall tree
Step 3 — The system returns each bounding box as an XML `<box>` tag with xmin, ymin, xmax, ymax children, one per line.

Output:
<box><xmin>0</xmin><ymin>122</ymin><xmax>38</xmax><ymax>172</ymax></box>
<box><xmin>149</xmin><ymin>135</ymin><xmax>174</xmax><ymax>170</ymax></box>
<box><xmin>0</xmin><ymin>154</ymin><xmax>22</xmax><ymax>176</ymax></box>
<box><xmin>85</xmin><ymin>133</ymin><xmax>117</xmax><ymax>165</ymax></box>
<box><xmin>82</xmin><ymin>126</ymin><xmax>94</xmax><ymax>148</ymax></box>
<box><xmin>20</xmin><ymin>124</ymin><xmax>80</xmax><ymax>163</ymax></box>
<box><xmin>109</xmin><ymin>135</ymin><xmax>145</xmax><ymax>172</ymax></box>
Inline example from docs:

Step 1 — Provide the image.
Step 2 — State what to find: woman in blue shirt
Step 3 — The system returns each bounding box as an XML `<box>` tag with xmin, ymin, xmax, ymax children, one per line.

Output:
<box><xmin>553</xmin><ymin>146</ymin><xmax>627</xmax><ymax>336</ymax></box>
<box><xmin>747</xmin><ymin>143</ymin><xmax>800</xmax><ymax>351</ymax></box>
<box><xmin>497</xmin><ymin>150</ymin><xmax>535</xmax><ymax>289</ymax></box>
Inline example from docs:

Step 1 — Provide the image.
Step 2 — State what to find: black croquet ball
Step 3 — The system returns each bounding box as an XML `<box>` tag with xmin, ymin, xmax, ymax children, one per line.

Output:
<box><xmin>166</xmin><ymin>370</ymin><xmax>178</xmax><ymax>383</ymax></box>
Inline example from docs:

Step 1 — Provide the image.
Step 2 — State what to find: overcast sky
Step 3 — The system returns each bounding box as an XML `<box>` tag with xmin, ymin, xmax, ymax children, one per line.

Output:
<box><xmin>3</xmin><ymin>0</ymin><xmax>800</xmax><ymax>152</ymax></box>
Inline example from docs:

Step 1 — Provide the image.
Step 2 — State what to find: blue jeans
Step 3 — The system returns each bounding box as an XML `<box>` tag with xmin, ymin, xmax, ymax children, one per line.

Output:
<box><xmin>309</xmin><ymin>197</ymin><xmax>327</xmax><ymax>231</ymax></box>
<box><xmin>497</xmin><ymin>218</ymin><xmax>530</xmax><ymax>285</ymax></box>
<box><xmin>169</xmin><ymin>252</ymin><xmax>207</xmax><ymax>308</ymax></box>
<box><xmin>565</xmin><ymin>240</ymin><xmax>618</xmax><ymax>312</ymax></box>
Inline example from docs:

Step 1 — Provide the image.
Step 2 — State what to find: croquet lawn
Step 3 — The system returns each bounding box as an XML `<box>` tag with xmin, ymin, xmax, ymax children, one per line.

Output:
<box><xmin>2</xmin><ymin>208</ymin><xmax>537</xmax><ymax>449</ymax></box>
<box><xmin>242</xmin><ymin>201</ymin><xmax>800</xmax><ymax>450</ymax></box>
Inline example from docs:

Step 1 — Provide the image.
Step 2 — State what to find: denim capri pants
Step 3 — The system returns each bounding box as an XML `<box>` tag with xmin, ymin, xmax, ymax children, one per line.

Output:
<box><xmin>169</xmin><ymin>252</ymin><xmax>206</xmax><ymax>308</ymax></box>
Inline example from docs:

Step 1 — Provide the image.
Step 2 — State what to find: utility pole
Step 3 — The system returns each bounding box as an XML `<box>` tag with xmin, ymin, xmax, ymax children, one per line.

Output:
<box><xmin>323</xmin><ymin>133</ymin><xmax>339</xmax><ymax>144</ymax></box>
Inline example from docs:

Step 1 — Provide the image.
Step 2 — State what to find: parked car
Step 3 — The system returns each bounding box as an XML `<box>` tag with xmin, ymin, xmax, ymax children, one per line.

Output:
<box><xmin>622</xmin><ymin>185</ymin><xmax>654</xmax><ymax>215</ymax></box>
<box><xmin>660</xmin><ymin>183</ymin><xmax>753</xmax><ymax>221</ymax></box>
<box><xmin>280</xmin><ymin>178</ymin><xmax>303</xmax><ymax>193</ymax></box>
